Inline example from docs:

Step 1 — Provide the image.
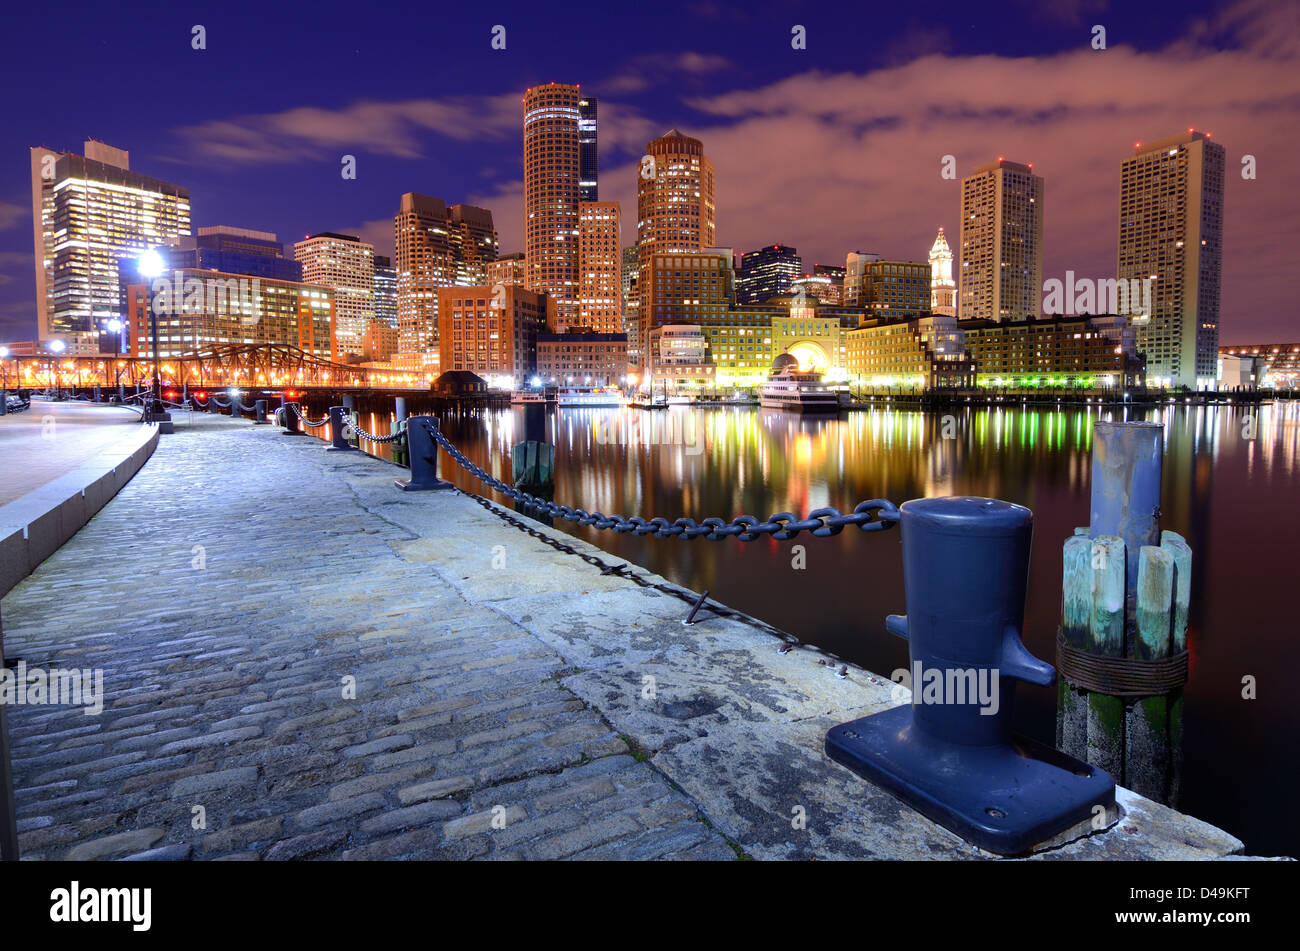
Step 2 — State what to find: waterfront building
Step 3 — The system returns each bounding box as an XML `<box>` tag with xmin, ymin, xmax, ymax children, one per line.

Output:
<box><xmin>842</xmin><ymin>252</ymin><xmax>879</xmax><ymax>306</ymax></box>
<box><xmin>486</xmin><ymin>253</ymin><xmax>527</xmax><ymax>289</ymax></box>
<box><xmin>1219</xmin><ymin>343</ymin><xmax>1300</xmax><ymax>388</ymax></box>
<box><xmin>438</xmin><ymin>284</ymin><xmax>552</xmax><ymax>386</ymax></box>
<box><xmin>929</xmin><ymin>228</ymin><xmax>956</xmax><ymax>316</ymax></box>
<box><xmin>294</xmin><ymin>232</ymin><xmax>375</xmax><ymax>360</ymax></box>
<box><xmin>537</xmin><ymin>331</ymin><xmax>628</xmax><ymax>386</ymax></box>
<box><xmin>31</xmin><ymin>140</ymin><xmax>191</xmax><ymax>345</ymax></box>
<box><xmin>637</xmin><ymin>130</ymin><xmax>715</xmax><ymax>365</ymax></box>
<box><xmin>576</xmin><ymin>201</ymin><xmax>622</xmax><ymax>334</ymax></box>
<box><xmin>1119</xmin><ymin>131</ymin><xmax>1225</xmax><ymax>389</ymax></box>
<box><xmin>647</xmin><ymin>325</ymin><xmax>715</xmax><ymax>390</ymax></box>
<box><xmin>845</xmin><ymin>314</ymin><xmax>973</xmax><ymax>389</ymax></box>
<box><xmin>736</xmin><ymin>245</ymin><xmax>802</xmax><ymax>304</ymax></box>
<box><xmin>394</xmin><ymin>193</ymin><xmax>498</xmax><ymax>370</ymax></box>
<box><xmin>524</xmin><ymin>83</ymin><xmax>582</xmax><ymax>327</ymax></box>
<box><xmin>959</xmin><ymin>158</ymin><xmax>1043</xmax><ymax>322</ymax></box>
<box><xmin>959</xmin><ymin>313</ymin><xmax>1144</xmax><ymax>387</ymax></box>
<box><xmin>124</xmin><ymin>269</ymin><xmax>334</xmax><ymax>362</ymax></box>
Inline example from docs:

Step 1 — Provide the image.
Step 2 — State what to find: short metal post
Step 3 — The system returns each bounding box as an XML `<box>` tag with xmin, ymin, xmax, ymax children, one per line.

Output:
<box><xmin>327</xmin><ymin>405</ymin><xmax>356</xmax><ymax>451</ymax></box>
<box><xmin>394</xmin><ymin>397</ymin><xmax>407</xmax><ymax>422</ymax></box>
<box><xmin>1089</xmin><ymin>420</ymin><xmax>1163</xmax><ymax>597</ymax></box>
<box><xmin>228</xmin><ymin>392</ymin><xmax>239</xmax><ymax>417</ymax></box>
<box><xmin>0</xmin><ymin>393</ymin><xmax>6</xmax><ymax>417</ymax></box>
<box><xmin>93</xmin><ymin>385</ymin><xmax>101</xmax><ymax>403</ymax></box>
<box><xmin>253</xmin><ymin>399</ymin><xmax>269</xmax><ymax>424</ymax></box>
<box><xmin>282</xmin><ymin>401</ymin><xmax>305</xmax><ymax>435</ymax></box>
<box><xmin>395</xmin><ymin>416</ymin><xmax>453</xmax><ymax>490</ymax></box>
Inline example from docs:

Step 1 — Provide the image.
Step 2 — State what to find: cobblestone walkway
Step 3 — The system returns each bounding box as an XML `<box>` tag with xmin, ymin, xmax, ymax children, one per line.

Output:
<box><xmin>2</xmin><ymin>416</ymin><xmax>735</xmax><ymax>860</ymax></box>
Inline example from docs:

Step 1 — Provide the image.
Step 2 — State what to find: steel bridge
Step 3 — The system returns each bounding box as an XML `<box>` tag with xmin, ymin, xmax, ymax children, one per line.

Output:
<box><xmin>0</xmin><ymin>343</ymin><xmax>427</xmax><ymax>391</ymax></box>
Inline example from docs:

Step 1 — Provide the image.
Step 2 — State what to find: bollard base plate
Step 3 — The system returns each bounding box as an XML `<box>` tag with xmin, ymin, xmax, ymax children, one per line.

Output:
<box><xmin>395</xmin><ymin>477</ymin><xmax>453</xmax><ymax>491</ymax></box>
<box><xmin>327</xmin><ymin>445</ymin><xmax>359</xmax><ymax>452</ymax></box>
<box><xmin>826</xmin><ymin>705</ymin><xmax>1115</xmax><ymax>855</ymax></box>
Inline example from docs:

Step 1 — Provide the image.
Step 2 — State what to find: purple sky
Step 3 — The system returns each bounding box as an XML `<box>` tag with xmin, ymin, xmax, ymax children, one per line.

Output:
<box><xmin>1</xmin><ymin>0</ymin><xmax>1297</xmax><ymax>343</ymax></box>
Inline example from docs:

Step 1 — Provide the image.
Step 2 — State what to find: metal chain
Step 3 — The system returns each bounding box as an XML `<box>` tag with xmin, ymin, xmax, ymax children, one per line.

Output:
<box><xmin>294</xmin><ymin>405</ymin><xmax>329</xmax><ymax>428</ymax></box>
<box><xmin>348</xmin><ymin>421</ymin><xmax>405</xmax><ymax>444</ymax></box>
<box><xmin>426</xmin><ymin>423</ymin><xmax>900</xmax><ymax>542</ymax></box>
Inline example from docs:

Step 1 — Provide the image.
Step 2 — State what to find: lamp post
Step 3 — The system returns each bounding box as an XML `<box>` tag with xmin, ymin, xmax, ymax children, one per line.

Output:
<box><xmin>137</xmin><ymin>250</ymin><xmax>174</xmax><ymax>433</ymax></box>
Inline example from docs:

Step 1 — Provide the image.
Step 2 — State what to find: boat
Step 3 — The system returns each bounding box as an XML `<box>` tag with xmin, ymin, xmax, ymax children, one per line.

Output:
<box><xmin>556</xmin><ymin>387</ymin><xmax>628</xmax><ymax>408</ymax></box>
<box><xmin>666</xmin><ymin>395</ymin><xmax>692</xmax><ymax>406</ymax></box>
<box><xmin>510</xmin><ymin>390</ymin><xmax>548</xmax><ymax>405</ymax></box>
<box><xmin>759</xmin><ymin>353</ymin><xmax>842</xmax><ymax>413</ymax></box>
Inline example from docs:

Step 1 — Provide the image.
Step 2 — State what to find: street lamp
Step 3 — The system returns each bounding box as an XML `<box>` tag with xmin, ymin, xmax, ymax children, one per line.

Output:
<box><xmin>137</xmin><ymin>249</ymin><xmax>173</xmax><ymax>432</ymax></box>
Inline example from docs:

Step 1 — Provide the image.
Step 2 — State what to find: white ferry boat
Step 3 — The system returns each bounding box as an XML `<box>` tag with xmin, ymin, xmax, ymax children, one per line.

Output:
<box><xmin>759</xmin><ymin>353</ymin><xmax>842</xmax><ymax>413</ymax></box>
<box><xmin>510</xmin><ymin>390</ymin><xmax>548</xmax><ymax>405</ymax></box>
<box><xmin>556</xmin><ymin>387</ymin><xmax>628</xmax><ymax>408</ymax></box>
<box><xmin>665</xmin><ymin>395</ymin><xmax>692</xmax><ymax>406</ymax></box>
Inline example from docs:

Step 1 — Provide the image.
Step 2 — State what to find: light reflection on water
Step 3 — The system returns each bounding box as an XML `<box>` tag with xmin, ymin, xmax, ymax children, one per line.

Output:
<box><xmin>323</xmin><ymin>399</ymin><xmax>1300</xmax><ymax>855</ymax></box>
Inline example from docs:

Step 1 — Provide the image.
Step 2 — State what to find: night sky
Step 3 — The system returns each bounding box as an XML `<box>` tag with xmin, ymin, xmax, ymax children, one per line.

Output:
<box><xmin>2</xmin><ymin>0</ymin><xmax>1296</xmax><ymax>343</ymax></box>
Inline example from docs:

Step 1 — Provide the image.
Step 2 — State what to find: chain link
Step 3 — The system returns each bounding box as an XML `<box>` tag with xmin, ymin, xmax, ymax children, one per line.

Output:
<box><xmin>347</xmin><ymin>417</ymin><xmax>406</xmax><ymax>444</ymax></box>
<box><xmin>425</xmin><ymin>422</ymin><xmax>900</xmax><ymax>541</ymax></box>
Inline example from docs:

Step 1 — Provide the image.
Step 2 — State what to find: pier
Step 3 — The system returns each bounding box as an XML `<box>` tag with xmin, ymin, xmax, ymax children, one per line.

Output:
<box><xmin>0</xmin><ymin>406</ymin><xmax>1272</xmax><ymax>860</ymax></box>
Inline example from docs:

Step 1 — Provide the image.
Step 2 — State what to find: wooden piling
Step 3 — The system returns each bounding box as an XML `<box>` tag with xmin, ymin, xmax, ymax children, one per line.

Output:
<box><xmin>1161</xmin><ymin>530</ymin><xmax>1191</xmax><ymax>804</ymax></box>
<box><xmin>1058</xmin><ymin>535</ymin><xmax>1091</xmax><ymax>758</ymax></box>
<box><xmin>1087</xmin><ymin>534</ymin><xmax>1125</xmax><ymax>779</ymax></box>
<box><xmin>1126</xmin><ymin>546</ymin><xmax>1175</xmax><ymax>801</ymax></box>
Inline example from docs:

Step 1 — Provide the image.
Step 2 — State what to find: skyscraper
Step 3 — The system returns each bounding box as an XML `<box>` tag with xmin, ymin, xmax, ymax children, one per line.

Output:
<box><xmin>579</xmin><ymin>96</ymin><xmax>598</xmax><ymax>202</ymax></box>
<box><xmin>293</xmin><ymin>232</ymin><xmax>375</xmax><ymax>359</ymax></box>
<box><xmin>31</xmin><ymin>140</ymin><xmax>191</xmax><ymax>344</ymax></box>
<box><xmin>523</xmin><ymin>83</ymin><xmax>582</xmax><ymax>328</ymax></box>
<box><xmin>959</xmin><ymin>158</ymin><xmax>1043</xmax><ymax>322</ymax></box>
<box><xmin>929</xmin><ymin>228</ymin><xmax>956</xmax><ymax>316</ymax></box>
<box><xmin>636</xmin><ymin>130</ymin><xmax>716</xmax><ymax>368</ymax></box>
<box><xmin>372</xmin><ymin>255</ymin><xmax>397</xmax><ymax>328</ymax></box>
<box><xmin>1118</xmin><ymin>131</ymin><xmax>1225</xmax><ymax>389</ymax></box>
<box><xmin>577</xmin><ymin>201</ymin><xmax>622</xmax><ymax>334</ymax></box>
<box><xmin>394</xmin><ymin>193</ymin><xmax>497</xmax><ymax>364</ymax></box>
<box><xmin>737</xmin><ymin>245</ymin><xmax>801</xmax><ymax>304</ymax></box>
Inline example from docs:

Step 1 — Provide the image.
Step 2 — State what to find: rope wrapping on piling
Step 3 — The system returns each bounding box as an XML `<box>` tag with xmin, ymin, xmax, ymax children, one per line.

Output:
<box><xmin>1056</xmin><ymin>632</ymin><xmax>1189</xmax><ymax>697</ymax></box>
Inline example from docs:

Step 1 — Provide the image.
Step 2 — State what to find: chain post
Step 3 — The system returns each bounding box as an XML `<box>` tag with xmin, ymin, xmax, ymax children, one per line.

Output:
<box><xmin>395</xmin><ymin>416</ymin><xmax>453</xmax><ymax>491</ymax></box>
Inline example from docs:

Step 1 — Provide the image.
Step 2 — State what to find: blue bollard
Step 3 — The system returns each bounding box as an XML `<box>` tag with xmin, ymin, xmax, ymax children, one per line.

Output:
<box><xmin>825</xmin><ymin>496</ymin><xmax>1115</xmax><ymax>855</ymax></box>
<box><xmin>326</xmin><ymin>405</ymin><xmax>356</xmax><ymax>452</ymax></box>
<box><xmin>395</xmin><ymin>416</ymin><xmax>453</xmax><ymax>491</ymax></box>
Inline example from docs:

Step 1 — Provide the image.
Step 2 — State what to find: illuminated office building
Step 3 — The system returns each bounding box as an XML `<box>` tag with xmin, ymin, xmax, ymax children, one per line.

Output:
<box><xmin>523</xmin><ymin>83</ymin><xmax>582</xmax><ymax>327</ymax></box>
<box><xmin>736</xmin><ymin>245</ymin><xmax>801</xmax><ymax>304</ymax></box>
<box><xmin>294</xmin><ymin>232</ymin><xmax>375</xmax><ymax>359</ymax></box>
<box><xmin>577</xmin><ymin>201</ymin><xmax>622</xmax><ymax>334</ymax></box>
<box><xmin>959</xmin><ymin>158</ymin><xmax>1043</xmax><ymax>322</ymax></box>
<box><xmin>394</xmin><ymin>192</ymin><xmax>497</xmax><ymax>366</ymax></box>
<box><xmin>1118</xmin><ymin>131</ymin><xmax>1225</xmax><ymax>388</ymax></box>
<box><xmin>636</xmin><ymin>130</ymin><xmax>715</xmax><ymax>364</ymax></box>
<box><xmin>31</xmin><ymin>140</ymin><xmax>190</xmax><ymax>344</ymax></box>
<box><xmin>579</xmin><ymin>95</ymin><xmax>599</xmax><ymax>202</ymax></box>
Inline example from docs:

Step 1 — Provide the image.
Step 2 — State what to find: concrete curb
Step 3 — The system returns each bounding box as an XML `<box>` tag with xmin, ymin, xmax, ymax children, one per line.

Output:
<box><xmin>0</xmin><ymin>422</ymin><xmax>160</xmax><ymax>599</ymax></box>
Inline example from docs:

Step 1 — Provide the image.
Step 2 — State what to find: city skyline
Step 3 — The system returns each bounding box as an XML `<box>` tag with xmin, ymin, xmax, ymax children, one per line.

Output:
<box><xmin>1</xmin><ymin>0</ymin><xmax>1297</xmax><ymax>347</ymax></box>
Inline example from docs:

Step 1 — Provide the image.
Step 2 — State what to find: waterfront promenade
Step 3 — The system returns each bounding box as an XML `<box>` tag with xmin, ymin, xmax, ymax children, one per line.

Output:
<box><xmin>0</xmin><ymin>413</ymin><xmax>1255</xmax><ymax>860</ymax></box>
<box><xmin>0</xmin><ymin>402</ymin><xmax>143</xmax><ymax>505</ymax></box>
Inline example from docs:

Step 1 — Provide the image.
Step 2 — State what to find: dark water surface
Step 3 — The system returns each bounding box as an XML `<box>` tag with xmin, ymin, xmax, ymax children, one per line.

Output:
<box><xmin>328</xmin><ymin>399</ymin><xmax>1300</xmax><ymax>856</ymax></box>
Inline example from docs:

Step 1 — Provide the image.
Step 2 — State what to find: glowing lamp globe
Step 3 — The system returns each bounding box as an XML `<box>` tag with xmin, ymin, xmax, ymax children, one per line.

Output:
<box><xmin>138</xmin><ymin>249</ymin><xmax>166</xmax><ymax>279</ymax></box>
